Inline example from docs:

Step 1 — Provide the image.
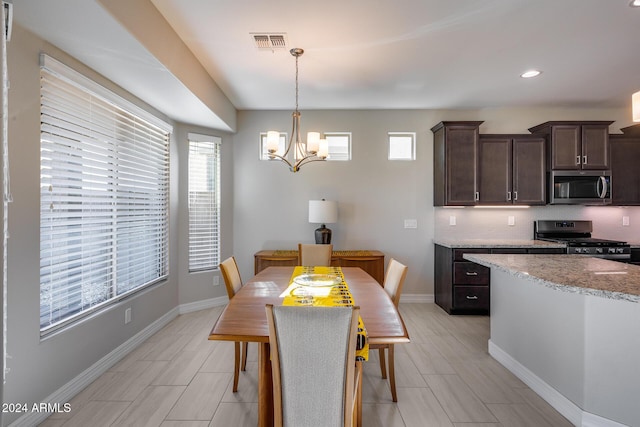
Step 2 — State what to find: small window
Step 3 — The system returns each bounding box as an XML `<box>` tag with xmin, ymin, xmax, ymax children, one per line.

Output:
<box><xmin>260</xmin><ymin>132</ymin><xmax>287</xmax><ymax>160</ymax></box>
<box><xmin>388</xmin><ymin>132</ymin><xmax>416</xmax><ymax>160</ymax></box>
<box><xmin>324</xmin><ymin>132</ymin><xmax>351</xmax><ymax>161</ymax></box>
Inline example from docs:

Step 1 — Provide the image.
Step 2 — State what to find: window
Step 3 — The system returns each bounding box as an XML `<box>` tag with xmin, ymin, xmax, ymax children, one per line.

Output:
<box><xmin>188</xmin><ymin>134</ymin><xmax>221</xmax><ymax>272</ymax></box>
<box><xmin>39</xmin><ymin>55</ymin><xmax>171</xmax><ymax>335</ymax></box>
<box><xmin>324</xmin><ymin>132</ymin><xmax>351</xmax><ymax>161</ymax></box>
<box><xmin>388</xmin><ymin>132</ymin><xmax>416</xmax><ymax>160</ymax></box>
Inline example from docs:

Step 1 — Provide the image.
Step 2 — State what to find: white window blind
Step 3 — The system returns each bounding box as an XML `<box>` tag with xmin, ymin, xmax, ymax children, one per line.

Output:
<box><xmin>39</xmin><ymin>55</ymin><xmax>171</xmax><ymax>335</ymax></box>
<box><xmin>324</xmin><ymin>132</ymin><xmax>351</xmax><ymax>161</ymax></box>
<box><xmin>188</xmin><ymin>133</ymin><xmax>221</xmax><ymax>272</ymax></box>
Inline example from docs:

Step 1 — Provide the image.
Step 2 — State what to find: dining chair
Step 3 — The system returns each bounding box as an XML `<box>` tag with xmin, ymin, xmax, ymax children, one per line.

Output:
<box><xmin>371</xmin><ymin>257</ymin><xmax>408</xmax><ymax>402</ymax></box>
<box><xmin>219</xmin><ymin>256</ymin><xmax>249</xmax><ymax>392</ymax></box>
<box><xmin>265</xmin><ymin>304</ymin><xmax>362</xmax><ymax>427</ymax></box>
<box><xmin>298</xmin><ymin>243</ymin><xmax>333</xmax><ymax>266</ymax></box>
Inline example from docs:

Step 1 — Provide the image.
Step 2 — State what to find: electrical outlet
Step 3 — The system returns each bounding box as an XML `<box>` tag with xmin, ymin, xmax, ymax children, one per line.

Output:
<box><xmin>404</xmin><ymin>219</ymin><xmax>417</xmax><ymax>229</ymax></box>
<box><xmin>125</xmin><ymin>308</ymin><xmax>131</xmax><ymax>324</ymax></box>
<box><xmin>508</xmin><ymin>215</ymin><xmax>515</xmax><ymax>226</ymax></box>
<box><xmin>449</xmin><ymin>215</ymin><xmax>456</xmax><ymax>226</ymax></box>
<box><xmin>213</xmin><ymin>276</ymin><xmax>220</xmax><ymax>286</ymax></box>
<box><xmin>623</xmin><ymin>216</ymin><xmax>630</xmax><ymax>226</ymax></box>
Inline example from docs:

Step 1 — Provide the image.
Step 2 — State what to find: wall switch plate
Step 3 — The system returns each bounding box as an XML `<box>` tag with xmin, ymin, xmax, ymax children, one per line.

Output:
<box><xmin>404</xmin><ymin>219</ymin><xmax>418</xmax><ymax>229</ymax></box>
<box><xmin>623</xmin><ymin>216</ymin><xmax>630</xmax><ymax>226</ymax></box>
<box><xmin>508</xmin><ymin>215</ymin><xmax>515</xmax><ymax>226</ymax></box>
<box><xmin>213</xmin><ymin>276</ymin><xmax>220</xmax><ymax>286</ymax></box>
<box><xmin>449</xmin><ymin>216</ymin><xmax>456</xmax><ymax>226</ymax></box>
<box><xmin>125</xmin><ymin>308</ymin><xmax>132</xmax><ymax>324</ymax></box>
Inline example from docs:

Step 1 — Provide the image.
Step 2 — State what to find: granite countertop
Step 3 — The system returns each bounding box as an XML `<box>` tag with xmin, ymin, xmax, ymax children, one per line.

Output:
<box><xmin>433</xmin><ymin>239</ymin><xmax>566</xmax><ymax>249</ymax></box>
<box><xmin>465</xmin><ymin>253</ymin><xmax>640</xmax><ymax>303</ymax></box>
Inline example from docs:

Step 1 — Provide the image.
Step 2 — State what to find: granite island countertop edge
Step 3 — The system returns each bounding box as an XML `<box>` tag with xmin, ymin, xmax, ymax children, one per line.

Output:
<box><xmin>464</xmin><ymin>254</ymin><xmax>640</xmax><ymax>304</ymax></box>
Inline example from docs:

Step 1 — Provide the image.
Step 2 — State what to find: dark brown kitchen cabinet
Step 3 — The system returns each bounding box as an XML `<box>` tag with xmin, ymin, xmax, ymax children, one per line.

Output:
<box><xmin>477</xmin><ymin>135</ymin><xmax>546</xmax><ymax>205</ymax></box>
<box><xmin>434</xmin><ymin>245</ymin><xmax>565</xmax><ymax>314</ymax></box>
<box><xmin>432</xmin><ymin>121</ymin><xmax>483</xmax><ymax>206</ymax></box>
<box><xmin>610</xmin><ymin>124</ymin><xmax>640</xmax><ymax>205</ymax></box>
<box><xmin>435</xmin><ymin>245</ymin><xmax>490</xmax><ymax>314</ymax></box>
<box><xmin>528</xmin><ymin>121</ymin><xmax>613</xmax><ymax>170</ymax></box>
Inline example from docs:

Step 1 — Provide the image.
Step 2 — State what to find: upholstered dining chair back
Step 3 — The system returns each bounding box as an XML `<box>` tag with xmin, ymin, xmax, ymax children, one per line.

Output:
<box><xmin>383</xmin><ymin>258</ymin><xmax>408</xmax><ymax>307</ymax></box>
<box><xmin>220</xmin><ymin>256</ymin><xmax>243</xmax><ymax>298</ymax></box>
<box><xmin>298</xmin><ymin>243</ymin><xmax>333</xmax><ymax>266</ymax></box>
<box><xmin>265</xmin><ymin>304</ymin><xmax>360</xmax><ymax>427</ymax></box>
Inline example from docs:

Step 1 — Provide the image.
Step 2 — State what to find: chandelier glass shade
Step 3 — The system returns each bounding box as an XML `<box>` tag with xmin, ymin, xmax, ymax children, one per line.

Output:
<box><xmin>266</xmin><ymin>48</ymin><xmax>328</xmax><ymax>172</ymax></box>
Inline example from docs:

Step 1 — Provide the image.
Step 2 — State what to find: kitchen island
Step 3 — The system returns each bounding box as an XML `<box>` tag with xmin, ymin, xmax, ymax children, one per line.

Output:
<box><xmin>465</xmin><ymin>254</ymin><xmax>640</xmax><ymax>427</ymax></box>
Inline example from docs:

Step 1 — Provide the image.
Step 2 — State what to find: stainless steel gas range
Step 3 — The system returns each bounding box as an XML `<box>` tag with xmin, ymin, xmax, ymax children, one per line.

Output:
<box><xmin>533</xmin><ymin>220</ymin><xmax>631</xmax><ymax>261</ymax></box>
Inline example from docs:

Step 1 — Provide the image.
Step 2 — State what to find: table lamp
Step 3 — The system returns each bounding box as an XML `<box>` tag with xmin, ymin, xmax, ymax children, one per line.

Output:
<box><xmin>308</xmin><ymin>199</ymin><xmax>338</xmax><ymax>244</ymax></box>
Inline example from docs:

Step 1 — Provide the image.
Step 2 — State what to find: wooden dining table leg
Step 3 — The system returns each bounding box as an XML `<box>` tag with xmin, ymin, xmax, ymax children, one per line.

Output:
<box><xmin>258</xmin><ymin>342</ymin><xmax>274</xmax><ymax>427</ymax></box>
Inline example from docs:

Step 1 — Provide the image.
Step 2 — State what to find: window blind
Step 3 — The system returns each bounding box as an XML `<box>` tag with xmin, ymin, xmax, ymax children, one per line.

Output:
<box><xmin>188</xmin><ymin>133</ymin><xmax>221</xmax><ymax>272</ymax></box>
<box><xmin>39</xmin><ymin>55</ymin><xmax>171</xmax><ymax>334</ymax></box>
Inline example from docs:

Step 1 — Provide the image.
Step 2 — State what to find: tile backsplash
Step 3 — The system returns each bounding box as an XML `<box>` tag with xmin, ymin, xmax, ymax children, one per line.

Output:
<box><xmin>434</xmin><ymin>205</ymin><xmax>640</xmax><ymax>244</ymax></box>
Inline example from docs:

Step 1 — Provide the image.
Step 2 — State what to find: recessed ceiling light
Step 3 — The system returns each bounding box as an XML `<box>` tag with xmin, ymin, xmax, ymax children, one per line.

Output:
<box><xmin>630</xmin><ymin>0</ymin><xmax>640</xmax><ymax>7</ymax></box>
<box><xmin>520</xmin><ymin>70</ymin><xmax>542</xmax><ymax>78</ymax></box>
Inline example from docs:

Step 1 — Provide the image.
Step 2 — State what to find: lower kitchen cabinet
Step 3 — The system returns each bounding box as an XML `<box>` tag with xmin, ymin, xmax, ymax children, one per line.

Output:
<box><xmin>434</xmin><ymin>244</ymin><xmax>565</xmax><ymax>314</ymax></box>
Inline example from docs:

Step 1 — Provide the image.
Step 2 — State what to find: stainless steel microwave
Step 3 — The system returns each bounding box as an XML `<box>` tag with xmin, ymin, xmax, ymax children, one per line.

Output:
<box><xmin>549</xmin><ymin>170</ymin><xmax>611</xmax><ymax>205</ymax></box>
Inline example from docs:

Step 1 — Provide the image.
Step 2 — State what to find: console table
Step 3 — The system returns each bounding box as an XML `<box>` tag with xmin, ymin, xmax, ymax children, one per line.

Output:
<box><xmin>254</xmin><ymin>250</ymin><xmax>385</xmax><ymax>285</ymax></box>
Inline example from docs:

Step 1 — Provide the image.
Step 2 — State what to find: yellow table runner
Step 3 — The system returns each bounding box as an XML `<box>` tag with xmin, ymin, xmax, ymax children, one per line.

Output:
<box><xmin>282</xmin><ymin>266</ymin><xmax>369</xmax><ymax>361</ymax></box>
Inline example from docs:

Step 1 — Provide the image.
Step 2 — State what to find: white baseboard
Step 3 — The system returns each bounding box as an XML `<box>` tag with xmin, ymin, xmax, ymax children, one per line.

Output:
<box><xmin>400</xmin><ymin>293</ymin><xmax>434</xmax><ymax>303</ymax></box>
<box><xmin>179</xmin><ymin>295</ymin><xmax>229</xmax><ymax>314</ymax></box>
<box><xmin>488</xmin><ymin>340</ymin><xmax>629</xmax><ymax>427</ymax></box>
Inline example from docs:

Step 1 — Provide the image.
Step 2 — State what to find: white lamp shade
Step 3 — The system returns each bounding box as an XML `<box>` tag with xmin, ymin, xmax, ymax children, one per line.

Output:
<box><xmin>317</xmin><ymin>138</ymin><xmax>329</xmax><ymax>158</ymax></box>
<box><xmin>309</xmin><ymin>200</ymin><xmax>338</xmax><ymax>224</ymax></box>
<box><xmin>633</xmin><ymin>91</ymin><xmax>640</xmax><ymax>122</ymax></box>
<box><xmin>306</xmin><ymin>132</ymin><xmax>320</xmax><ymax>153</ymax></box>
<box><xmin>266</xmin><ymin>131</ymin><xmax>280</xmax><ymax>152</ymax></box>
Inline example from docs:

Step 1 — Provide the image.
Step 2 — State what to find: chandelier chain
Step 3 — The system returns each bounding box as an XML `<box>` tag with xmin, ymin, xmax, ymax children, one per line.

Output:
<box><xmin>295</xmin><ymin>53</ymin><xmax>299</xmax><ymax>113</ymax></box>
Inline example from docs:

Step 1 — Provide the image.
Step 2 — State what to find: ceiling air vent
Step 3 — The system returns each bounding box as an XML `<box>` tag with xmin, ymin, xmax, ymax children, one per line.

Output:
<box><xmin>251</xmin><ymin>33</ymin><xmax>288</xmax><ymax>51</ymax></box>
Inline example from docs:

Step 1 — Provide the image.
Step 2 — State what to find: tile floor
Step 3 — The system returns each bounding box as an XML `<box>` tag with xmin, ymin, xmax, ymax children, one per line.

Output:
<box><xmin>38</xmin><ymin>303</ymin><xmax>573</xmax><ymax>426</ymax></box>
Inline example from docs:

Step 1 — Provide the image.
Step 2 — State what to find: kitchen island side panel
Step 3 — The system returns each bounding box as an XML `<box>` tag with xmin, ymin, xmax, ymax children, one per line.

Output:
<box><xmin>489</xmin><ymin>268</ymin><xmax>586</xmax><ymax>409</ymax></box>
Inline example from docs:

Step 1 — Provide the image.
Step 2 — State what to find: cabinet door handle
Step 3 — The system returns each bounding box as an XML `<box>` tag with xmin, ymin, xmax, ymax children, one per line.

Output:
<box><xmin>576</xmin><ymin>155</ymin><xmax>581</xmax><ymax>165</ymax></box>
<box><xmin>474</xmin><ymin>192</ymin><xmax>479</xmax><ymax>201</ymax></box>
<box><xmin>466</xmin><ymin>295</ymin><xmax>479</xmax><ymax>300</ymax></box>
<box><xmin>514</xmin><ymin>191</ymin><xmax>518</xmax><ymax>201</ymax></box>
<box><xmin>465</xmin><ymin>271</ymin><xmax>478</xmax><ymax>276</ymax></box>
<box><xmin>583</xmin><ymin>155</ymin><xmax>587</xmax><ymax>165</ymax></box>
<box><xmin>507</xmin><ymin>191</ymin><xmax>511</xmax><ymax>201</ymax></box>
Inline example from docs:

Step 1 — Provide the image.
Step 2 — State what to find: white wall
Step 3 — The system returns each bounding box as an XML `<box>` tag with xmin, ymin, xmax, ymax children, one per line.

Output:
<box><xmin>231</xmin><ymin>108</ymin><xmax>637</xmax><ymax>297</ymax></box>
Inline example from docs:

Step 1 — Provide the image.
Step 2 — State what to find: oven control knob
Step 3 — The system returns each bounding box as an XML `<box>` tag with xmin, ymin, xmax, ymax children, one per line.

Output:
<box><xmin>608</xmin><ymin>248</ymin><xmax>616</xmax><ymax>254</ymax></box>
<box><xmin>617</xmin><ymin>248</ymin><xmax>625</xmax><ymax>254</ymax></box>
<box><xmin>596</xmin><ymin>248</ymin><xmax>603</xmax><ymax>254</ymax></box>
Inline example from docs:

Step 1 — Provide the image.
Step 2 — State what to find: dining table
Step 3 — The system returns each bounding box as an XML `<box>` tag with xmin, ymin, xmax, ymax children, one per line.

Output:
<box><xmin>208</xmin><ymin>266</ymin><xmax>410</xmax><ymax>427</ymax></box>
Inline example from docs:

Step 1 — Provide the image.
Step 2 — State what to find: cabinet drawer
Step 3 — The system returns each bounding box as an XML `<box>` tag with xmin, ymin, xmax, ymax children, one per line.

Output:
<box><xmin>454</xmin><ymin>286</ymin><xmax>490</xmax><ymax>310</ymax></box>
<box><xmin>453</xmin><ymin>262</ymin><xmax>489</xmax><ymax>284</ymax></box>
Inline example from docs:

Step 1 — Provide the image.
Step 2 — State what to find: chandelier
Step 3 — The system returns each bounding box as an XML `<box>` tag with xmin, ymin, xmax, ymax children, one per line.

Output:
<box><xmin>266</xmin><ymin>48</ymin><xmax>328</xmax><ymax>173</ymax></box>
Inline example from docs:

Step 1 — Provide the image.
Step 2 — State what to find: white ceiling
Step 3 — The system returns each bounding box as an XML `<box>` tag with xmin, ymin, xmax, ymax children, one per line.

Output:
<box><xmin>12</xmin><ymin>0</ymin><xmax>640</xmax><ymax>129</ymax></box>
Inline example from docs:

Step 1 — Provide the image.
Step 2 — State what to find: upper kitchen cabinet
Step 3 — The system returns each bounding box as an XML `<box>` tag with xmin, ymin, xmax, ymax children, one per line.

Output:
<box><xmin>610</xmin><ymin>124</ymin><xmax>640</xmax><ymax>205</ymax></box>
<box><xmin>528</xmin><ymin>121</ymin><xmax>613</xmax><ymax>170</ymax></box>
<box><xmin>478</xmin><ymin>135</ymin><xmax>546</xmax><ymax>205</ymax></box>
<box><xmin>432</xmin><ymin>121</ymin><xmax>483</xmax><ymax>206</ymax></box>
